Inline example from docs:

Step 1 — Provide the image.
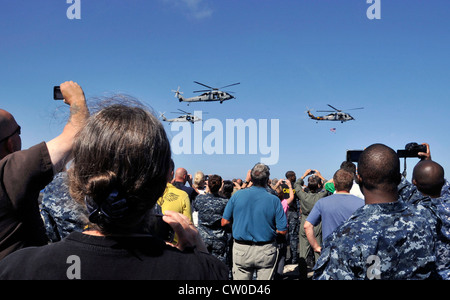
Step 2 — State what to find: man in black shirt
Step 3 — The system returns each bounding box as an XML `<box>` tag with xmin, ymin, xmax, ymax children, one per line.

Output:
<box><xmin>0</xmin><ymin>81</ymin><xmax>89</xmax><ymax>260</ymax></box>
<box><xmin>172</xmin><ymin>167</ymin><xmax>198</xmax><ymax>203</ymax></box>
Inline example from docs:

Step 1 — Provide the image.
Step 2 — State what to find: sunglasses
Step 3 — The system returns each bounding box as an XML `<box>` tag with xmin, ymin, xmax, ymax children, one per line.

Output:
<box><xmin>0</xmin><ymin>126</ymin><xmax>21</xmax><ymax>144</ymax></box>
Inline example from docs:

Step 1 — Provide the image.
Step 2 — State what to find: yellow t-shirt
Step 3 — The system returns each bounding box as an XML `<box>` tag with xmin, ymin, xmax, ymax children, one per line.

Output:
<box><xmin>157</xmin><ymin>183</ymin><xmax>192</xmax><ymax>244</ymax></box>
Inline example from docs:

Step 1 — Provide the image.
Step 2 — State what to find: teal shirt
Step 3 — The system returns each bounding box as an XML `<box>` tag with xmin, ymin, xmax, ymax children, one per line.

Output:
<box><xmin>222</xmin><ymin>186</ymin><xmax>287</xmax><ymax>242</ymax></box>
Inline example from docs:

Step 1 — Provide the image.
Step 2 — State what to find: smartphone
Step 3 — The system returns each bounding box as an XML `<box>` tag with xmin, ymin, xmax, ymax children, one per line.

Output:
<box><xmin>53</xmin><ymin>86</ymin><xmax>64</xmax><ymax>100</ymax></box>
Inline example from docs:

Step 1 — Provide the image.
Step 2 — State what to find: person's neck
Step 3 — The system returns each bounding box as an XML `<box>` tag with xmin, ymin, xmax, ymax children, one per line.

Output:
<box><xmin>335</xmin><ymin>191</ymin><xmax>350</xmax><ymax>194</ymax></box>
<box><xmin>83</xmin><ymin>230</ymin><xmax>105</xmax><ymax>237</ymax></box>
<box><xmin>362</xmin><ymin>188</ymin><xmax>398</xmax><ymax>205</ymax></box>
<box><xmin>253</xmin><ymin>184</ymin><xmax>266</xmax><ymax>188</ymax></box>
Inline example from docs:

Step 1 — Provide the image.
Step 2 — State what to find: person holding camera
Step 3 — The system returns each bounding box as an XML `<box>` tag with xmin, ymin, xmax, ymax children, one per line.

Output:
<box><xmin>397</xmin><ymin>143</ymin><xmax>448</xmax><ymax>203</ymax></box>
<box><xmin>313</xmin><ymin>144</ymin><xmax>438</xmax><ymax>280</ymax></box>
<box><xmin>0</xmin><ymin>81</ymin><xmax>89</xmax><ymax>261</ymax></box>
<box><xmin>294</xmin><ymin>169</ymin><xmax>328</xmax><ymax>278</ymax></box>
<box><xmin>397</xmin><ymin>143</ymin><xmax>450</xmax><ymax>279</ymax></box>
<box><xmin>172</xmin><ymin>167</ymin><xmax>198</xmax><ymax>203</ymax></box>
<box><xmin>0</xmin><ymin>101</ymin><xmax>228</xmax><ymax>280</ymax></box>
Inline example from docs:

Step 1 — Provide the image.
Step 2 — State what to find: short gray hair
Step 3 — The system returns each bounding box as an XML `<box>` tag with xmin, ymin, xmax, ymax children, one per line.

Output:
<box><xmin>251</xmin><ymin>163</ymin><xmax>270</xmax><ymax>187</ymax></box>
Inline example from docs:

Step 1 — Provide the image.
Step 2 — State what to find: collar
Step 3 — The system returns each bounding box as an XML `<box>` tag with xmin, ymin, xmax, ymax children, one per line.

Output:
<box><xmin>352</xmin><ymin>200</ymin><xmax>408</xmax><ymax>218</ymax></box>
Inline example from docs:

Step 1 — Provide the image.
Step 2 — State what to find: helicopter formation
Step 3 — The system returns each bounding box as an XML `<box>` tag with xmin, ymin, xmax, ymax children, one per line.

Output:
<box><xmin>161</xmin><ymin>81</ymin><xmax>240</xmax><ymax>124</ymax></box>
<box><xmin>161</xmin><ymin>81</ymin><xmax>364</xmax><ymax>126</ymax></box>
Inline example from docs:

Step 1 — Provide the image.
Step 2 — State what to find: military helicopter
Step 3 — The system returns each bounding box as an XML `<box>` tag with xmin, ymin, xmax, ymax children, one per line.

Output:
<box><xmin>172</xmin><ymin>81</ymin><xmax>240</xmax><ymax>105</ymax></box>
<box><xmin>307</xmin><ymin>104</ymin><xmax>364</xmax><ymax>123</ymax></box>
<box><xmin>160</xmin><ymin>109</ymin><xmax>202</xmax><ymax>124</ymax></box>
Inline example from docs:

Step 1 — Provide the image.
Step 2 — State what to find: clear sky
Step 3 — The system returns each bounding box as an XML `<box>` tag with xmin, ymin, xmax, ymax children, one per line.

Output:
<box><xmin>1</xmin><ymin>0</ymin><xmax>449</xmax><ymax>181</ymax></box>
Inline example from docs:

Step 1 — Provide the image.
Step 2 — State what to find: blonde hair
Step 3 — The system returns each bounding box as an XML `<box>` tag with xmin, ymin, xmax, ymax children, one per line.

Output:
<box><xmin>193</xmin><ymin>171</ymin><xmax>205</xmax><ymax>188</ymax></box>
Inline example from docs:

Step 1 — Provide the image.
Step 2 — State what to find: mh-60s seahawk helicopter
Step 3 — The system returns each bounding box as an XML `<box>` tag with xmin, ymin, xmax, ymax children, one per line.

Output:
<box><xmin>160</xmin><ymin>109</ymin><xmax>202</xmax><ymax>124</ymax></box>
<box><xmin>307</xmin><ymin>104</ymin><xmax>364</xmax><ymax>123</ymax></box>
<box><xmin>172</xmin><ymin>81</ymin><xmax>240</xmax><ymax>105</ymax></box>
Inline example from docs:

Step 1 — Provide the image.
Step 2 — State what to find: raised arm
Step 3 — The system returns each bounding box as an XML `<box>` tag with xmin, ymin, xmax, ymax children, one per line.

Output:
<box><xmin>46</xmin><ymin>81</ymin><xmax>89</xmax><ymax>172</ymax></box>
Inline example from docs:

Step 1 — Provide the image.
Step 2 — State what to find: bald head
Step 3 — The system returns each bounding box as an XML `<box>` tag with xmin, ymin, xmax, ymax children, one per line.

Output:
<box><xmin>0</xmin><ymin>109</ymin><xmax>18</xmax><ymax>135</ymax></box>
<box><xmin>358</xmin><ymin>143</ymin><xmax>401</xmax><ymax>194</ymax></box>
<box><xmin>0</xmin><ymin>109</ymin><xmax>21</xmax><ymax>158</ymax></box>
<box><xmin>174</xmin><ymin>167</ymin><xmax>188</xmax><ymax>183</ymax></box>
<box><xmin>413</xmin><ymin>160</ymin><xmax>445</xmax><ymax>198</ymax></box>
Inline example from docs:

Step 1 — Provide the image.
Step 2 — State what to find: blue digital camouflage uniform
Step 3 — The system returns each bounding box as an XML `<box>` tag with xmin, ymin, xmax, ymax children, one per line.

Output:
<box><xmin>434</xmin><ymin>195</ymin><xmax>450</xmax><ymax>279</ymax></box>
<box><xmin>193</xmin><ymin>193</ymin><xmax>229</xmax><ymax>265</ymax></box>
<box><xmin>313</xmin><ymin>201</ymin><xmax>438</xmax><ymax>280</ymax></box>
<box><xmin>398</xmin><ymin>177</ymin><xmax>450</xmax><ymax>279</ymax></box>
<box><xmin>40</xmin><ymin>172</ymin><xmax>86</xmax><ymax>242</ymax></box>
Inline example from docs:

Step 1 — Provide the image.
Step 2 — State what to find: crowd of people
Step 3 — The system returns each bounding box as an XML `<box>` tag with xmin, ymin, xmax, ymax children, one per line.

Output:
<box><xmin>0</xmin><ymin>82</ymin><xmax>449</xmax><ymax>280</ymax></box>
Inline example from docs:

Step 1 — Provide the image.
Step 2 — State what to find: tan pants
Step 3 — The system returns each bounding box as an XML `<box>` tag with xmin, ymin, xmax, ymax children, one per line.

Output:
<box><xmin>232</xmin><ymin>241</ymin><xmax>278</xmax><ymax>280</ymax></box>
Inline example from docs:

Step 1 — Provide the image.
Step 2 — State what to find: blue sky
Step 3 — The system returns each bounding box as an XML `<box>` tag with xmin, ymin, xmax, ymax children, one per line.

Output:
<box><xmin>1</xmin><ymin>0</ymin><xmax>449</xmax><ymax>181</ymax></box>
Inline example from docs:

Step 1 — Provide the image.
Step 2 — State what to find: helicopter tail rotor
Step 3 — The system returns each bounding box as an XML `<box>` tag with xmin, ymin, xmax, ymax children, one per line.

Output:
<box><xmin>171</xmin><ymin>87</ymin><xmax>184</xmax><ymax>100</ymax></box>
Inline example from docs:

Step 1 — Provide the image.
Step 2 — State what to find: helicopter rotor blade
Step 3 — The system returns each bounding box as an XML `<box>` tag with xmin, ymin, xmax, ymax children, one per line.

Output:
<box><xmin>171</xmin><ymin>86</ymin><xmax>183</xmax><ymax>97</ymax></box>
<box><xmin>194</xmin><ymin>81</ymin><xmax>214</xmax><ymax>90</ymax></box>
<box><xmin>327</xmin><ymin>104</ymin><xmax>341</xmax><ymax>112</ymax></box>
<box><xmin>219</xmin><ymin>82</ymin><xmax>240</xmax><ymax>89</ymax></box>
<box><xmin>193</xmin><ymin>90</ymin><xmax>211</xmax><ymax>93</ymax></box>
<box><xmin>344</xmin><ymin>107</ymin><xmax>364</xmax><ymax>111</ymax></box>
<box><xmin>177</xmin><ymin>109</ymin><xmax>191</xmax><ymax>114</ymax></box>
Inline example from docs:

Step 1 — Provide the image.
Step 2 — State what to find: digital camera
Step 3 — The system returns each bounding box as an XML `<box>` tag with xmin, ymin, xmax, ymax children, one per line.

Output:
<box><xmin>397</xmin><ymin>142</ymin><xmax>427</xmax><ymax>158</ymax></box>
<box><xmin>146</xmin><ymin>204</ymin><xmax>174</xmax><ymax>242</ymax></box>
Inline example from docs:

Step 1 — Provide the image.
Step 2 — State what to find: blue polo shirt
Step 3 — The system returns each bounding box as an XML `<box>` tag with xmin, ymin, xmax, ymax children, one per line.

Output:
<box><xmin>306</xmin><ymin>193</ymin><xmax>364</xmax><ymax>240</ymax></box>
<box><xmin>222</xmin><ymin>186</ymin><xmax>287</xmax><ymax>242</ymax></box>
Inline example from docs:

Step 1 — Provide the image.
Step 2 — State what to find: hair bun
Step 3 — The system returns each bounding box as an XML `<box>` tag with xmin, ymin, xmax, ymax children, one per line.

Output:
<box><xmin>86</xmin><ymin>171</ymin><xmax>118</xmax><ymax>198</ymax></box>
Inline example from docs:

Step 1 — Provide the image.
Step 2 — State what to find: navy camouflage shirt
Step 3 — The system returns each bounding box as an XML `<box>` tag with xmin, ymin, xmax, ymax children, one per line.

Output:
<box><xmin>40</xmin><ymin>172</ymin><xmax>86</xmax><ymax>242</ymax></box>
<box><xmin>193</xmin><ymin>193</ymin><xmax>229</xmax><ymax>264</ymax></box>
<box><xmin>398</xmin><ymin>177</ymin><xmax>450</xmax><ymax>279</ymax></box>
<box><xmin>313</xmin><ymin>201</ymin><xmax>438</xmax><ymax>280</ymax></box>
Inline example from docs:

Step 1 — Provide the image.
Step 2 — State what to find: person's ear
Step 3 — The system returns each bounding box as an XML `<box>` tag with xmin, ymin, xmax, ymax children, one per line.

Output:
<box><xmin>357</xmin><ymin>174</ymin><xmax>363</xmax><ymax>185</ymax></box>
<box><xmin>6</xmin><ymin>138</ymin><xmax>15</xmax><ymax>154</ymax></box>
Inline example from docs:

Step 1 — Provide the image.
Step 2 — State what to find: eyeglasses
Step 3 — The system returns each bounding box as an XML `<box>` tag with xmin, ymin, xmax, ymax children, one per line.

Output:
<box><xmin>0</xmin><ymin>126</ymin><xmax>21</xmax><ymax>144</ymax></box>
